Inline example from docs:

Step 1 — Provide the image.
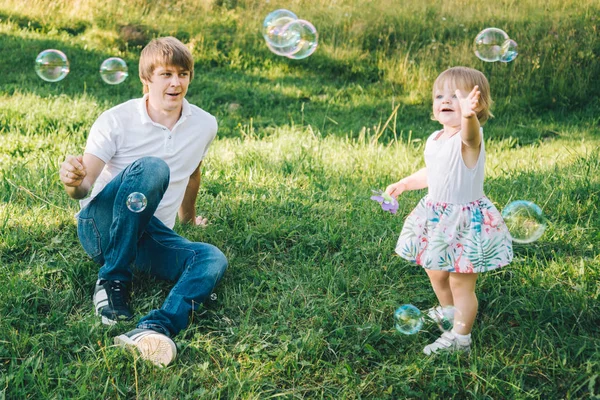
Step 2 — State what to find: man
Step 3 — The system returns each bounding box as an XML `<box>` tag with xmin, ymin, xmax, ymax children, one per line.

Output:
<box><xmin>59</xmin><ymin>37</ymin><xmax>227</xmax><ymax>367</ymax></box>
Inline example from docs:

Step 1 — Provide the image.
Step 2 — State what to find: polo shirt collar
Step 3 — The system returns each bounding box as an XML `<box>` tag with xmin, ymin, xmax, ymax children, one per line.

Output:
<box><xmin>137</xmin><ymin>93</ymin><xmax>192</xmax><ymax>125</ymax></box>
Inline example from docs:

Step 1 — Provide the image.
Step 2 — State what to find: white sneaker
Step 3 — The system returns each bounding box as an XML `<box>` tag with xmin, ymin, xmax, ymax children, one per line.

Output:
<box><xmin>114</xmin><ymin>328</ymin><xmax>177</xmax><ymax>367</ymax></box>
<box><xmin>423</xmin><ymin>331</ymin><xmax>471</xmax><ymax>355</ymax></box>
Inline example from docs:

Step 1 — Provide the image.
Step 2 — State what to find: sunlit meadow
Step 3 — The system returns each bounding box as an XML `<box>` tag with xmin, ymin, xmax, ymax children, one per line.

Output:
<box><xmin>0</xmin><ymin>0</ymin><xmax>599</xmax><ymax>398</ymax></box>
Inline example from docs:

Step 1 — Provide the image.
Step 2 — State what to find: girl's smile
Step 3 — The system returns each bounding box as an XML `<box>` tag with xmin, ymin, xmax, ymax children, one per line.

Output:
<box><xmin>433</xmin><ymin>84</ymin><xmax>469</xmax><ymax>132</ymax></box>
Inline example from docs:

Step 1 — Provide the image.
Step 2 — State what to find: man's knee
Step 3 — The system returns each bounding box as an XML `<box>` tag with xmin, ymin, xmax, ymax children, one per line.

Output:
<box><xmin>134</xmin><ymin>156</ymin><xmax>170</xmax><ymax>184</ymax></box>
<box><xmin>200</xmin><ymin>244</ymin><xmax>228</xmax><ymax>279</ymax></box>
<box><xmin>212</xmin><ymin>246</ymin><xmax>228</xmax><ymax>275</ymax></box>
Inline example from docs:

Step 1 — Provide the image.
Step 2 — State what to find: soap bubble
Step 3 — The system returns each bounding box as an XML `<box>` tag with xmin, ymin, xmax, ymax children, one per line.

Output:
<box><xmin>263</xmin><ymin>9</ymin><xmax>299</xmax><ymax>47</ymax></box>
<box><xmin>35</xmin><ymin>49</ymin><xmax>69</xmax><ymax>82</ymax></box>
<box><xmin>502</xmin><ymin>200</ymin><xmax>547</xmax><ymax>244</ymax></box>
<box><xmin>500</xmin><ymin>39</ymin><xmax>518</xmax><ymax>62</ymax></box>
<box><xmin>394</xmin><ymin>304</ymin><xmax>423</xmax><ymax>335</ymax></box>
<box><xmin>266</xmin><ymin>41</ymin><xmax>298</xmax><ymax>57</ymax></box>
<box><xmin>428</xmin><ymin>305</ymin><xmax>461</xmax><ymax>332</ymax></box>
<box><xmin>100</xmin><ymin>57</ymin><xmax>128</xmax><ymax>85</ymax></box>
<box><xmin>474</xmin><ymin>28</ymin><xmax>509</xmax><ymax>62</ymax></box>
<box><xmin>283</xmin><ymin>19</ymin><xmax>318</xmax><ymax>59</ymax></box>
<box><xmin>126</xmin><ymin>192</ymin><xmax>147</xmax><ymax>213</ymax></box>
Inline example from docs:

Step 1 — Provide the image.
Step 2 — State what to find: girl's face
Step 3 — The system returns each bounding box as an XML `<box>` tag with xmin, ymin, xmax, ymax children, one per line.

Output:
<box><xmin>432</xmin><ymin>81</ymin><xmax>470</xmax><ymax>131</ymax></box>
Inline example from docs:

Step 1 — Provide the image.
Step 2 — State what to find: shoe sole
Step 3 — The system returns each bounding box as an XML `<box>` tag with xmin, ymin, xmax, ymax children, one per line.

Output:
<box><xmin>424</xmin><ymin>345</ymin><xmax>471</xmax><ymax>356</ymax></box>
<box><xmin>101</xmin><ymin>315</ymin><xmax>117</xmax><ymax>326</ymax></box>
<box><xmin>93</xmin><ymin>306</ymin><xmax>118</xmax><ymax>326</ymax></box>
<box><xmin>114</xmin><ymin>333</ymin><xmax>177</xmax><ymax>367</ymax></box>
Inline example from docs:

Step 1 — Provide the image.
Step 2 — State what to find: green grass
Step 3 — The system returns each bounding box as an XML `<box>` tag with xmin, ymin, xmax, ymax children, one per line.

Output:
<box><xmin>1</xmin><ymin>0</ymin><xmax>599</xmax><ymax>398</ymax></box>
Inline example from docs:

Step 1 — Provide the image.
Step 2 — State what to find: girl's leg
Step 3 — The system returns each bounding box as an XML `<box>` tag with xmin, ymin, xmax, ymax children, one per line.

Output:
<box><xmin>424</xmin><ymin>269</ymin><xmax>453</xmax><ymax>306</ymax></box>
<box><xmin>448</xmin><ymin>272</ymin><xmax>479</xmax><ymax>335</ymax></box>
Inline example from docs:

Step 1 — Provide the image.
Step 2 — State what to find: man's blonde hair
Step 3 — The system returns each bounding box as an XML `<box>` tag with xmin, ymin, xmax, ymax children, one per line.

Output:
<box><xmin>433</xmin><ymin>66</ymin><xmax>493</xmax><ymax>124</ymax></box>
<box><xmin>139</xmin><ymin>37</ymin><xmax>194</xmax><ymax>94</ymax></box>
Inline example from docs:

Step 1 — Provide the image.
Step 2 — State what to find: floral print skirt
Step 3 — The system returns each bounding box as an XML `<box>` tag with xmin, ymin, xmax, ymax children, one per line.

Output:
<box><xmin>395</xmin><ymin>195</ymin><xmax>513</xmax><ymax>273</ymax></box>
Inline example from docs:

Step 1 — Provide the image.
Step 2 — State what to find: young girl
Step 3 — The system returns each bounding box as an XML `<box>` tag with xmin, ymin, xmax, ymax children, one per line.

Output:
<box><xmin>385</xmin><ymin>66</ymin><xmax>513</xmax><ymax>355</ymax></box>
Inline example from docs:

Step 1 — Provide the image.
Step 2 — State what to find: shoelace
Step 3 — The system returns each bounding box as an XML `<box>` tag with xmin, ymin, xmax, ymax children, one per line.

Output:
<box><xmin>108</xmin><ymin>280</ymin><xmax>129</xmax><ymax>309</ymax></box>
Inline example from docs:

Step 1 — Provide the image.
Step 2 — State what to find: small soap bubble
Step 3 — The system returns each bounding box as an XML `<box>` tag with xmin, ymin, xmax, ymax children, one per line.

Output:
<box><xmin>100</xmin><ymin>57</ymin><xmax>128</xmax><ymax>85</ymax></box>
<box><xmin>500</xmin><ymin>39</ymin><xmax>518</xmax><ymax>62</ymax></box>
<box><xmin>263</xmin><ymin>9</ymin><xmax>299</xmax><ymax>48</ymax></box>
<box><xmin>126</xmin><ymin>192</ymin><xmax>147</xmax><ymax>213</ymax></box>
<box><xmin>35</xmin><ymin>49</ymin><xmax>69</xmax><ymax>82</ymax></box>
<box><xmin>502</xmin><ymin>200</ymin><xmax>546</xmax><ymax>244</ymax></box>
<box><xmin>474</xmin><ymin>28</ymin><xmax>509</xmax><ymax>62</ymax></box>
<box><xmin>394</xmin><ymin>304</ymin><xmax>423</xmax><ymax>335</ymax></box>
<box><xmin>284</xmin><ymin>19</ymin><xmax>318</xmax><ymax>59</ymax></box>
<box><xmin>430</xmin><ymin>306</ymin><xmax>460</xmax><ymax>332</ymax></box>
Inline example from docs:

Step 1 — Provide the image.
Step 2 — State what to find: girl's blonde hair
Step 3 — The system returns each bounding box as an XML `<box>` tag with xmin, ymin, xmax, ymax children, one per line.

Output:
<box><xmin>139</xmin><ymin>37</ymin><xmax>194</xmax><ymax>94</ymax></box>
<box><xmin>433</xmin><ymin>66</ymin><xmax>493</xmax><ymax>124</ymax></box>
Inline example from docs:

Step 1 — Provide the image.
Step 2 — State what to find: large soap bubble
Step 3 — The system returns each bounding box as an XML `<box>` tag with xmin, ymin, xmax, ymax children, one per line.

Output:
<box><xmin>474</xmin><ymin>28</ymin><xmax>509</xmax><ymax>62</ymax></box>
<box><xmin>394</xmin><ymin>304</ymin><xmax>423</xmax><ymax>335</ymax></box>
<box><xmin>283</xmin><ymin>20</ymin><xmax>318</xmax><ymax>60</ymax></box>
<box><xmin>263</xmin><ymin>9</ymin><xmax>299</xmax><ymax>48</ymax></box>
<box><xmin>35</xmin><ymin>49</ymin><xmax>70</xmax><ymax>82</ymax></box>
<box><xmin>502</xmin><ymin>200</ymin><xmax>547</xmax><ymax>244</ymax></box>
<box><xmin>100</xmin><ymin>57</ymin><xmax>128</xmax><ymax>85</ymax></box>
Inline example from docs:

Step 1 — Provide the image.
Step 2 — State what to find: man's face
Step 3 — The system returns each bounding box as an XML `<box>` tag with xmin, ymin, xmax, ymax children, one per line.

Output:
<box><xmin>143</xmin><ymin>65</ymin><xmax>191</xmax><ymax>114</ymax></box>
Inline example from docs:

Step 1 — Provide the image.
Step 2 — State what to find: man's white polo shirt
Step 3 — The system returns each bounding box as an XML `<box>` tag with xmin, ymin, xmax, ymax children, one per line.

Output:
<box><xmin>80</xmin><ymin>94</ymin><xmax>217</xmax><ymax>229</ymax></box>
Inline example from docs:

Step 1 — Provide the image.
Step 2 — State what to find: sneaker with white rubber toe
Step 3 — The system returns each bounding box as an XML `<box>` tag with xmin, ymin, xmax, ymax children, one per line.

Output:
<box><xmin>114</xmin><ymin>328</ymin><xmax>177</xmax><ymax>367</ymax></box>
<box><xmin>423</xmin><ymin>331</ymin><xmax>471</xmax><ymax>355</ymax></box>
<box><xmin>93</xmin><ymin>279</ymin><xmax>134</xmax><ymax>325</ymax></box>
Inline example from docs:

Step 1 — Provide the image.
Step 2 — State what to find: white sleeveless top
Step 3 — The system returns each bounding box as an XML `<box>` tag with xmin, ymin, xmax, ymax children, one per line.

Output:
<box><xmin>395</xmin><ymin>127</ymin><xmax>513</xmax><ymax>272</ymax></box>
<box><xmin>424</xmin><ymin>128</ymin><xmax>485</xmax><ymax>204</ymax></box>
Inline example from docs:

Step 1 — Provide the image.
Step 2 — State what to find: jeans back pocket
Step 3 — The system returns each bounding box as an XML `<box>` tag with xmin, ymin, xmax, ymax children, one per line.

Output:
<box><xmin>77</xmin><ymin>217</ymin><xmax>103</xmax><ymax>260</ymax></box>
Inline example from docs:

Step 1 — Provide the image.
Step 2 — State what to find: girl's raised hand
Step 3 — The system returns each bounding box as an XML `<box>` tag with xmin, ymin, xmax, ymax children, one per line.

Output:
<box><xmin>456</xmin><ymin>85</ymin><xmax>480</xmax><ymax>119</ymax></box>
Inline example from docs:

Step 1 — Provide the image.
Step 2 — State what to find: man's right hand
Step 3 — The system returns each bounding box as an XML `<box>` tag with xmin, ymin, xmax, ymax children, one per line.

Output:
<box><xmin>60</xmin><ymin>155</ymin><xmax>87</xmax><ymax>187</ymax></box>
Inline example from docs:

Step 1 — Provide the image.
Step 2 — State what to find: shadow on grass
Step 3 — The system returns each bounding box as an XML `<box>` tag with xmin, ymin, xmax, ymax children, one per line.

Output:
<box><xmin>2</xmin><ymin>25</ymin><xmax>598</xmax><ymax>144</ymax></box>
<box><xmin>0</xmin><ymin>31</ymin><xmax>432</xmax><ymax>139</ymax></box>
<box><xmin>0</xmin><ymin>32</ymin><xmax>140</xmax><ymax>103</ymax></box>
<box><xmin>0</xmin><ymin>10</ymin><xmax>90</xmax><ymax>36</ymax></box>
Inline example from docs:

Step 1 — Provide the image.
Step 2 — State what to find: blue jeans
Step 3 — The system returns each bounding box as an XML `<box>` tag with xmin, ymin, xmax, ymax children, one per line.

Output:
<box><xmin>77</xmin><ymin>157</ymin><xmax>228</xmax><ymax>337</ymax></box>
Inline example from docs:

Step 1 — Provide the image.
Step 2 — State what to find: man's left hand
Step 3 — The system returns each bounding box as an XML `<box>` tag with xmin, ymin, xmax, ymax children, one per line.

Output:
<box><xmin>195</xmin><ymin>216</ymin><xmax>208</xmax><ymax>227</ymax></box>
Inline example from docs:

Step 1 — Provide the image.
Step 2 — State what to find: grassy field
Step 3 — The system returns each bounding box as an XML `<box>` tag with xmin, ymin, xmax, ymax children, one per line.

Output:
<box><xmin>0</xmin><ymin>0</ymin><xmax>599</xmax><ymax>398</ymax></box>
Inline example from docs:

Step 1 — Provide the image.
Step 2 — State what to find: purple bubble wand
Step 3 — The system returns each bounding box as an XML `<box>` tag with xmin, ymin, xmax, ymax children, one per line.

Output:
<box><xmin>370</xmin><ymin>189</ymin><xmax>399</xmax><ymax>214</ymax></box>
